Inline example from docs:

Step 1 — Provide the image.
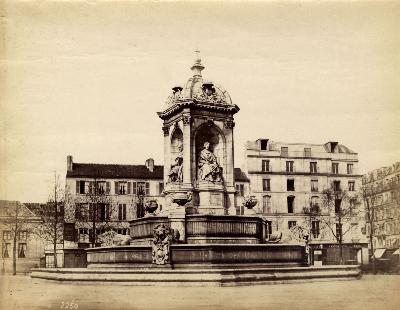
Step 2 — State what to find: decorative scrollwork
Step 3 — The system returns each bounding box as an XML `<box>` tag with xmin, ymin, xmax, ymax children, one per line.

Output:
<box><xmin>224</xmin><ymin>119</ymin><xmax>235</xmax><ymax>129</ymax></box>
<box><xmin>182</xmin><ymin>115</ymin><xmax>191</xmax><ymax>125</ymax></box>
<box><xmin>162</xmin><ymin>125</ymin><xmax>169</xmax><ymax>136</ymax></box>
<box><xmin>152</xmin><ymin>224</ymin><xmax>172</xmax><ymax>265</ymax></box>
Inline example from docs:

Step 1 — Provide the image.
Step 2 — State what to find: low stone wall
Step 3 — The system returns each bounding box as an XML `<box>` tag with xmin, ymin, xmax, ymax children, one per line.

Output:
<box><xmin>86</xmin><ymin>244</ymin><xmax>304</xmax><ymax>268</ymax></box>
<box><xmin>129</xmin><ymin>217</ymin><xmax>169</xmax><ymax>240</ymax></box>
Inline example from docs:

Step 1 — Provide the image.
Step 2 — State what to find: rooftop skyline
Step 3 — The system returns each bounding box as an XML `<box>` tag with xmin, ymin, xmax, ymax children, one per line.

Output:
<box><xmin>1</xmin><ymin>1</ymin><xmax>399</xmax><ymax>202</ymax></box>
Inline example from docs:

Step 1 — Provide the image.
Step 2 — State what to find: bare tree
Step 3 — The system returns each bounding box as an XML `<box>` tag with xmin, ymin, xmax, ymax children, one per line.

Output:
<box><xmin>35</xmin><ymin>173</ymin><xmax>70</xmax><ymax>268</ymax></box>
<box><xmin>301</xmin><ymin>200</ymin><xmax>322</xmax><ymax>242</ymax></box>
<box><xmin>76</xmin><ymin>173</ymin><xmax>116</xmax><ymax>248</ymax></box>
<box><xmin>1</xmin><ymin>201</ymin><xmax>38</xmax><ymax>275</ymax></box>
<box><xmin>360</xmin><ymin>185</ymin><xmax>377</xmax><ymax>273</ymax></box>
<box><xmin>319</xmin><ymin>188</ymin><xmax>361</xmax><ymax>265</ymax></box>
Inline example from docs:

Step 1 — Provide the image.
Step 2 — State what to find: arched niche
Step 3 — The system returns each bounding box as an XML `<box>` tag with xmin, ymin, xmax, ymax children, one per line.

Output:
<box><xmin>193</xmin><ymin>122</ymin><xmax>225</xmax><ymax>182</ymax></box>
<box><xmin>170</xmin><ymin>126</ymin><xmax>183</xmax><ymax>164</ymax></box>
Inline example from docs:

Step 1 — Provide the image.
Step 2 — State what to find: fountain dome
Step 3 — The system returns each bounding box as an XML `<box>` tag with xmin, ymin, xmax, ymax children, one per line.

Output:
<box><xmin>165</xmin><ymin>52</ymin><xmax>233</xmax><ymax>107</ymax></box>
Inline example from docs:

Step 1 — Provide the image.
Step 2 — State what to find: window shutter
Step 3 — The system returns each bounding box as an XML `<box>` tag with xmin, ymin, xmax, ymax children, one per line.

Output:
<box><xmin>106</xmin><ymin>204</ymin><xmax>110</xmax><ymax>220</ymax></box>
<box><xmin>76</xmin><ymin>181</ymin><xmax>79</xmax><ymax>194</ymax></box>
<box><xmin>89</xmin><ymin>181</ymin><xmax>94</xmax><ymax>194</ymax></box>
<box><xmin>145</xmin><ymin>182</ymin><xmax>150</xmax><ymax>196</ymax></box>
<box><xmin>127</xmin><ymin>182</ymin><xmax>131</xmax><ymax>195</ymax></box>
<box><xmin>106</xmin><ymin>182</ymin><xmax>110</xmax><ymax>194</ymax></box>
<box><xmin>132</xmin><ymin>182</ymin><xmax>137</xmax><ymax>195</ymax></box>
<box><xmin>115</xmin><ymin>182</ymin><xmax>119</xmax><ymax>194</ymax></box>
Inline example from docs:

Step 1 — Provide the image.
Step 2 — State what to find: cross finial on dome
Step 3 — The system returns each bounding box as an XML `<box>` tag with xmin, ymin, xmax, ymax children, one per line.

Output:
<box><xmin>191</xmin><ymin>50</ymin><xmax>205</xmax><ymax>77</ymax></box>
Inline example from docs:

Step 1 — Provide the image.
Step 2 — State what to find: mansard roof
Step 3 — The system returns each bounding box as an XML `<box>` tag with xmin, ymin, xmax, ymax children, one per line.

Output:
<box><xmin>67</xmin><ymin>163</ymin><xmax>249</xmax><ymax>182</ymax></box>
<box><xmin>67</xmin><ymin>163</ymin><xmax>164</xmax><ymax>180</ymax></box>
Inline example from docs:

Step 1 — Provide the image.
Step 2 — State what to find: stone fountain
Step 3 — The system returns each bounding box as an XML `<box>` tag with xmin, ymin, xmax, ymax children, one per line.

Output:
<box><xmin>30</xmin><ymin>54</ymin><xmax>361</xmax><ymax>285</ymax></box>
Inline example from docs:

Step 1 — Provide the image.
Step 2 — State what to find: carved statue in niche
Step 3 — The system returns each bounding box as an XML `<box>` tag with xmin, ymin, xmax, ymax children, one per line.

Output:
<box><xmin>168</xmin><ymin>145</ymin><xmax>183</xmax><ymax>182</ymax></box>
<box><xmin>198</xmin><ymin>141</ymin><xmax>223</xmax><ymax>182</ymax></box>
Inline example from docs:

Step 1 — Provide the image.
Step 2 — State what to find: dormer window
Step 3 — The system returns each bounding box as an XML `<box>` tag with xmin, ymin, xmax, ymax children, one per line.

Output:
<box><xmin>260</xmin><ymin>139</ymin><xmax>268</xmax><ymax>150</ymax></box>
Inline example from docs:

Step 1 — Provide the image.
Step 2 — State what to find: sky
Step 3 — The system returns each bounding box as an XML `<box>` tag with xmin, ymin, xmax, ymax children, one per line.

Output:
<box><xmin>1</xmin><ymin>0</ymin><xmax>399</xmax><ymax>203</ymax></box>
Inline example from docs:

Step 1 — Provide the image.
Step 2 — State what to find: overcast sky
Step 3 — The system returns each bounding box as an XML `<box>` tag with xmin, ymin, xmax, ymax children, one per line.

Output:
<box><xmin>1</xmin><ymin>1</ymin><xmax>399</xmax><ymax>203</ymax></box>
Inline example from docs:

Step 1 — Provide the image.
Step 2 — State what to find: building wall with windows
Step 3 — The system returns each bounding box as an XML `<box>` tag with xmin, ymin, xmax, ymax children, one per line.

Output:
<box><xmin>362</xmin><ymin>162</ymin><xmax>400</xmax><ymax>250</ymax></box>
<box><xmin>0</xmin><ymin>200</ymin><xmax>44</xmax><ymax>273</ymax></box>
<box><xmin>65</xmin><ymin>156</ymin><xmax>249</xmax><ymax>248</ymax></box>
<box><xmin>244</xmin><ymin>139</ymin><xmax>365</xmax><ymax>246</ymax></box>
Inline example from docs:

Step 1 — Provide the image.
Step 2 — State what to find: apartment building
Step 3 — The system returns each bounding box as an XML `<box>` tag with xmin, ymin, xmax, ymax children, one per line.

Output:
<box><xmin>244</xmin><ymin>139</ymin><xmax>367</xmax><ymax>264</ymax></box>
<box><xmin>362</xmin><ymin>162</ymin><xmax>400</xmax><ymax>250</ymax></box>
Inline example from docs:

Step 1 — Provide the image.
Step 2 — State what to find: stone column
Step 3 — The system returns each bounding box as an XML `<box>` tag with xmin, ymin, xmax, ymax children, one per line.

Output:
<box><xmin>182</xmin><ymin>111</ymin><xmax>192</xmax><ymax>187</ymax></box>
<box><xmin>162</xmin><ymin>124</ymin><xmax>170</xmax><ymax>184</ymax></box>
<box><xmin>224</xmin><ymin>118</ymin><xmax>236</xmax><ymax>215</ymax></box>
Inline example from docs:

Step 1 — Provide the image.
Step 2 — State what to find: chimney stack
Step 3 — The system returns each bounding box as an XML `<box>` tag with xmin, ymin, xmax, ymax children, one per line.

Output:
<box><xmin>67</xmin><ymin>155</ymin><xmax>73</xmax><ymax>172</ymax></box>
<box><xmin>145</xmin><ymin>158</ymin><xmax>154</xmax><ymax>172</ymax></box>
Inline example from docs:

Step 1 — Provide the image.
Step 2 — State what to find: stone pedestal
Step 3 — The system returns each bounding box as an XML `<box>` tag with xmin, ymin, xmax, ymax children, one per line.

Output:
<box><xmin>197</xmin><ymin>182</ymin><xmax>225</xmax><ymax>215</ymax></box>
<box><xmin>168</xmin><ymin>205</ymin><xmax>186</xmax><ymax>242</ymax></box>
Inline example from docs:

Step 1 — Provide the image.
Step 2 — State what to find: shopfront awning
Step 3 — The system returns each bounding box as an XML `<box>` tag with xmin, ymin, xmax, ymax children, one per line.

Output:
<box><xmin>393</xmin><ymin>248</ymin><xmax>400</xmax><ymax>255</ymax></box>
<box><xmin>374</xmin><ymin>248</ymin><xmax>387</xmax><ymax>259</ymax></box>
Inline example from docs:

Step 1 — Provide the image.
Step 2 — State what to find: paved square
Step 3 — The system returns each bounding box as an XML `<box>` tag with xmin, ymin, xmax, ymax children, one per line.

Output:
<box><xmin>1</xmin><ymin>275</ymin><xmax>400</xmax><ymax>310</ymax></box>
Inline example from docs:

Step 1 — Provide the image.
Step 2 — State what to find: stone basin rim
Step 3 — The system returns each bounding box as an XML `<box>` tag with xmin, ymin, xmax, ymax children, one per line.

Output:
<box><xmin>85</xmin><ymin>243</ymin><xmax>305</xmax><ymax>251</ymax></box>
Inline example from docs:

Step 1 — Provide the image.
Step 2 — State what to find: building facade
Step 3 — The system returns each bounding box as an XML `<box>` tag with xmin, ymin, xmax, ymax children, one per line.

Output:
<box><xmin>362</xmin><ymin>162</ymin><xmax>400</xmax><ymax>250</ymax></box>
<box><xmin>0</xmin><ymin>200</ymin><xmax>44</xmax><ymax>273</ymax></box>
<box><xmin>244</xmin><ymin>139</ymin><xmax>368</xmax><ymax>264</ymax></box>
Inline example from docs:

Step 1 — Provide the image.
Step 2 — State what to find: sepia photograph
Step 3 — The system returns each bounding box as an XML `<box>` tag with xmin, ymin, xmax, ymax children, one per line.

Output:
<box><xmin>0</xmin><ymin>0</ymin><xmax>399</xmax><ymax>309</ymax></box>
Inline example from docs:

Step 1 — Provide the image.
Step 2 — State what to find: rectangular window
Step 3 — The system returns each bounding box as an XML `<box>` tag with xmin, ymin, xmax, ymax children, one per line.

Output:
<box><xmin>262</xmin><ymin>196</ymin><xmax>271</xmax><ymax>213</ymax></box>
<box><xmin>310</xmin><ymin>162</ymin><xmax>317</xmax><ymax>174</ymax></box>
<box><xmin>75</xmin><ymin>203</ymin><xmax>88</xmax><ymax>221</ymax></box>
<box><xmin>3</xmin><ymin>231</ymin><xmax>12</xmax><ymax>241</ymax></box>
<box><xmin>281</xmin><ymin>147</ymin><xmax>288</xmax><ymax>157</ymax></box>
<box><xmin>262</xmin><ymin>160</ymin><xmax>270</xmax><ymax>172</ymax></box>
<box><xmin>97</xmin><ymin>181</ymin><xmax>106</xmax><ymax>195</ymax></box>
<box><xmin>332</xmin><ymin>163</ymin><xmax>339</xmax><ymax>174</ymax></box>
<box><xmin>78</xmin><ymin>228</ymin><xmax>89</xmax><ymax>243</ymax></box>
<box><xmin>287</xmin><ymin>179</ymin><xmax>295</xmax><ymax>191</ymax></box>
<box><xmin>260</xmin><ymin>139</ymin><xmax>268</xmax><ymax>150</ymax></box>
<box><xmin>311</xmin><ymin>180</ymin><xmax>318</xmax><ymax>192</ymax></box>
<box><xmin>159</xmin><ymin>182</ymin><xmax>164</xmax><ymax>195</ymax></box>
<box><xmin>311</xmin><ymin>221</ymin><xmax>320</xmax><ymax>238</ymax></box>
<box><xmin>335</xmin><ymin>198</ymin><xmax>342</xmax><ymax>213</ymax></box>
<box><xmin>266</xmin><ymin>220</ymin><xmax>273</xmax><ymax>236</ymax></box>
<box><xmin>77</xmin><ymin>180</ymin><xmax>87</xmax><ymax>194</ymax></box>
<box><xmin>137</xmin><ymin>182</ymin><xmax>150</xmax><ymax>196</ymax></box>
<box><xmin>262</xmin><ymin>179</ymin><xmax>271</xmax><ymax>191</ymax></box>
<box><xmin>286</xmin><ymin>161</ymin><xmax>294</xmax><ymax>173</ymax></box>
<box><xmin>18</xmin><ymin>231</ymin><xmax>28</xmax><ymax>241</ymax></box>
<box><xmin>118</xmin><ymin>182</ymin><xmax>127</xmax><ymax>195</ymax></box>
<box><xmin>304</xmin><ymin>148</ymin><xmax>311</xmax><ymax>157</ymax></box>
<box><xmin>132</xmin><ymin>182</ymin><xmax>137</xmax><ymax>195</ymax></box>
<box><xmin>3</xmin><ymin>243</ymin><xmax>11</xmax><ymax>258</ymax></box>
<box><xmin>116</xmin><ymin>229</ymin><xmax>128</xmax><ymax>235</ymax></box>
<box><xmin>348</xmin><ymin>181</ymin><xmax>355</xmax><ymax>191</ymax></box>
<box><xmin>18</xmin><ymin>243</ymin><xmax>27</xmax><ymax>258</ymax></box>
<box><xmin>287</xmin><ymin>196</ymin><xmax>295</xmax><ymax>213</ymax></box>
<box><xmin>118</xmin><ymin>204</ymin><xmax>127</xmax><ymax>220</ymax></box>
<box><xmin>288</xmin><ymin>221</ymin><xmax>297</xmax><ymax>229</ymax></box>
<box><xmin>333</xmin><ymin>180</ymin><xmax>341</xmax><ymax>192</ymax></box>
<box><xmin>347</xmin><ymin>164</ymin><xmax>353</xmax><ymax>175</ymax></box>
<box><xmin>236</xmin><ymin>184</ymin><xmax>244</xmax><ymax>196</ymax></box>
<box><xmin>99</xmin><ymin>204</ymin><xmax>110</xmax><ymax>221</ymax></box>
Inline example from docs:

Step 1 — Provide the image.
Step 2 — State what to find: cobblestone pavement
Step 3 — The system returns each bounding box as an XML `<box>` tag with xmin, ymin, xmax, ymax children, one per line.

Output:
<box><xmin>1</xmin><ymin>274</ymin><xmax>399</xmax><ymax>310</ymax></box>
